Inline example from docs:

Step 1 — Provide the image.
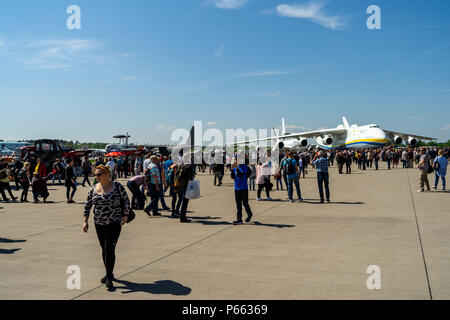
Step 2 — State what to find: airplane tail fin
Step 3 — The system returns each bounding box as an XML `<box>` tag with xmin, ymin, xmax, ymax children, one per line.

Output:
<box><xmin>281</xmin><ymin>118</ymin><xmax>286</xmax><ymax>135</ymax></box>
<box><xmin>342</xmin><ymin>116</ymin><xmax>350</xmax><ymax>129</ymax></box>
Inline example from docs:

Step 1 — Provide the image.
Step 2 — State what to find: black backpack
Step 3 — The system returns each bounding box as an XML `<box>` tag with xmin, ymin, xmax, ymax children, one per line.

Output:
<box><xmin>284</xmin><ymin>159</ymin><xmax>295</xmax><ymax>175</ymax></box>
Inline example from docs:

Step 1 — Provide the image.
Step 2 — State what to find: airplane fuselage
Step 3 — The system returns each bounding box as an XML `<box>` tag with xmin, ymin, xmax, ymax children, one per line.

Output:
<box><xmin>316</xmin><ymin>125</ymin><xmax>389</xmax><ymax>150</ymax></box>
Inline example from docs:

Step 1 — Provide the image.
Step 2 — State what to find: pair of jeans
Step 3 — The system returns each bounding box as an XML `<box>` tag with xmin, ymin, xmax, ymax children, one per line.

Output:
<box><xmin>145</xmin><ymin>183</ymin><xmax>160</xmax><ymax>214</ymax></box>
<box><xmin>434</xmin><ymin>174</ymin><xmax>446</xmax><ymax>189</ymax></box>
<box><xmin>52</xmin><ymin>173</ymin><xmax>62</xmax><ymax>184</ymax></box>
<box><xmin>214</xmin><ymin>173</ymin><xmax>223</xmax><ymax>185</ymax></box>
<box><xmin>66</xmin><ymin>183</ymin><xmax>77</xmax><ymax>200</ymax></box>
<box><xmin>175</xmin><ymin>187</ymin><xmax>189</xmax><ymax>220</ymax></box>
<box><xmin>235</xmin><ymin>189</ymin><xmax>252</xmax><ymax>222</ymax></box>
<box><xmin>248</xmin><ymin>177</ymin><xmax>255</xmax><ymax>191</ymax></box>
<box><xmin>287</xmin><ymin>177</ymin><xmax>301</xmax><ymax>200</ymax></box>
<box><xmin>158</xmin><ymin>183</ymin><xmax>169</xmax><ymax>209</ymax></box>
<box><xmin>95</xmin><ymin>223</ymin><xmax>121</xmax><ymax>279</ymax></box>
<box><xmin>127</xmin><ymin>181</ymin><xmax>145</xmax><ymax>210</ymax></box>
<box><xmin>317</xmin><ymin>172</ymin><xmax>330</xmax><ymax>201</ymax></box>
<box><xmin>276</xmin><ymin>178</ymin><xmax>283</xmax><ymax>190</ymax></box>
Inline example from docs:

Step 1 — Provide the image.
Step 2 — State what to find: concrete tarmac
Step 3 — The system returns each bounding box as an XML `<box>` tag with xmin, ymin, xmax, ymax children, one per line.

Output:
<box><xmin>0</xmin><ymin>162</ymin><xmax>449</xmax><ymax>300</ymax></box>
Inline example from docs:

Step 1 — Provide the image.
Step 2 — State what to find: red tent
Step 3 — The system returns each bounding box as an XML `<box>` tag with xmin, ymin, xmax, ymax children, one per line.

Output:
<box><xmin>105</xmin><ymin>151</ymin><xmax>125</xmax><ymax>157</ymax></box>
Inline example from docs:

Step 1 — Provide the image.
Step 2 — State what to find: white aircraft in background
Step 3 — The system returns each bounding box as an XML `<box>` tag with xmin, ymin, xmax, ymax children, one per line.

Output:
<box><xmin>0</xmin><ymin>141</ymin><xmax>30</xmax><ymax>156</ymax></box>
<box><xmin>237</xmin><ymin>117</ymin><xmax>436</xmax><ymax>150</ymax></box>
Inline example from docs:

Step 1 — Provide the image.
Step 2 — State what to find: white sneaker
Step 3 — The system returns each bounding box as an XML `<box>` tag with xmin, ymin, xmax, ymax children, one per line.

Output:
<box><xmin>257</xmin><ymin>198</ymin><xmax>262</xmax><ymax>201</ymax></box>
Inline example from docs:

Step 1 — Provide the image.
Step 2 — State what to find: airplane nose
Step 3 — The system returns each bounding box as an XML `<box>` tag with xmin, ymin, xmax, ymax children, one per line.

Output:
<box><xmin>378</xmin><ymin>129</ymin><xmax>387</xmax><ymax>140</ymax></box>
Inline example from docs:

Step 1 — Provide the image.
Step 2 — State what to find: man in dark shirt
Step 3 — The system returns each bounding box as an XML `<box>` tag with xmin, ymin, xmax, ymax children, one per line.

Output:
<box><xmin>65</xmin><ymin>158</ymin><xmax>77</xmax><ymax>203</ymax></box>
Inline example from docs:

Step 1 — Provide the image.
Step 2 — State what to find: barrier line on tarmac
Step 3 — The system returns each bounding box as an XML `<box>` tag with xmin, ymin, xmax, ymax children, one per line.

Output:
<box><xmin>406</xmin><ymin>168</ymin><xmax>433</xmax><ymax>300</ymax></box>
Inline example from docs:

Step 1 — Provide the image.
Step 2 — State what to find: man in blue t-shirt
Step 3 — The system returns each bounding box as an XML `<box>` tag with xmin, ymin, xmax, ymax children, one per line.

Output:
<box><xmin>284</xmin><ymin>152</ymin><xmax>303</xmax><ymax>203</ymax></box>
<box><xmin>231</xmin><ymin>163</ymin><xmax>253</xmax><ymax>225</ymax></box>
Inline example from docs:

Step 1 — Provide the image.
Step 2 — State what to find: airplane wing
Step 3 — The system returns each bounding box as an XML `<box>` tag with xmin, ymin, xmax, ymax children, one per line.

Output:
<box><xmin>229</xmin><ymin>127</ymin><xmax>347</xmax><ymax>146</ymax></box>
<box><xmin>384</xmin><ymin>130</ymin><xmax>436</xmax><ymax>141</ymax></box>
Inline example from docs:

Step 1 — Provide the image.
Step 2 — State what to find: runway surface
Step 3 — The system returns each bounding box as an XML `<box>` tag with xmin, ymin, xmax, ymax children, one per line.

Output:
<box><xmin>0</xmin><ymin>163</ymin><xmax>449</xmax><ymax>300</ymax></box>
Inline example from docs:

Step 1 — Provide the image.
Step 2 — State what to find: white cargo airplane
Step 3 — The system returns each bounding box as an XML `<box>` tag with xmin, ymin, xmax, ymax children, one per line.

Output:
<box><xmin>237</xmin><ymin>117</ymin><xmax>435</xmax><ymax>150</ymax></box>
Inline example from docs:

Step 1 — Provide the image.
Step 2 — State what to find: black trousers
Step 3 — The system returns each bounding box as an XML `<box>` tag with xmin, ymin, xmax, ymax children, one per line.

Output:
<box><xmin>21</xmin><ymin>182</ymin><xmax>29</xmax><ymax>201</ymax></box>
<box><xmin>338</xmin><ymin>163</ymin><xmax>344</xmax><ymax>174</ymax></box>
<box><xmin>257</xmin><ymin>183</ymin><xmax>270</xmax><ymax>199</ymax></box>
<box><xmin>82</xmin><ymin>172</ymin><xmax>91</xmax><ymax>186</ymax></box>
<box><xmin>346</xmin><ymin>163</ymin><xmax>352</xmax><ymax>174</ymax></box>
<box><xmin>95</xmin><ymin>223</ymin><xmax>122</xmax><ymax>278</ymax></box>
<box><xmin>0</xmin><ymin>181</ymin><xmax>15</xmax><ymax>200</ymax></box>
<box><xmin>235</xmin><ymin>189</ymin><xmax>253</xmax><ymax>222</ymax></box>
<box><xmin>66</xmin><ymin>183</ymin><xmax>77</xmax><ymax>199</ymax></box>
<box><xmin>127</xmin><ymin>181</ymin><xmax>145</xmax><ymax>210</ymax></box>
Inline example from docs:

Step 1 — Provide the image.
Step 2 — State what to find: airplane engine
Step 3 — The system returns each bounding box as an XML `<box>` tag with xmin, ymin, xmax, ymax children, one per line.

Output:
<box><xmin>278</xmin><ymin>141</ymin><xmax>285</xmax><ymax>149</ymax></box>
<box><xmin>299</xmin><ymin>138</ymin><xmax>309</xmax><ymax>148</ymax></box>
<box><xmin>393</xmin><ymin>135</ymin><xmax>403</xmax><ymax>144</ymax></box>
<box><xmin>323</xmin><ymin>135</ymin><xmax>333</xmax><ymax>145</ymax></box>
<box><xmin>408</xmin><ymin>137</ymin><xmax>418</xmax><ymax>146</ymax></box>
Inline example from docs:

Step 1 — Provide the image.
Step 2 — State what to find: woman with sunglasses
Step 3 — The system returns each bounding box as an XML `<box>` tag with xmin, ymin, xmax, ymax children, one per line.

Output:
<box><xmin>83</xmin><ymin>164</ymin><xmax>130</xmax><ymax>291</ymax></box>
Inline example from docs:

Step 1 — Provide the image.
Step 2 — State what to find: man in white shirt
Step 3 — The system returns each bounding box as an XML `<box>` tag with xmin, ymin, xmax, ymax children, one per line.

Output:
<box><xmin>142</xmin><ymin>155</ymin><xmax>151</xmax><ymax>172</ymax></box>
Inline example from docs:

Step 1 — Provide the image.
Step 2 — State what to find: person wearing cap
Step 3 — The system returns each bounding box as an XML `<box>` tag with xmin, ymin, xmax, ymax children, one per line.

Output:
<box><xmin>418</xmin><ymin>147</ymin><xmax>431</xmax><ymax>192</ymax></box>
<box><xmin>144</xmin><ymin>155</ymin><xmax>161</xmax><ymax>216</ymax></box>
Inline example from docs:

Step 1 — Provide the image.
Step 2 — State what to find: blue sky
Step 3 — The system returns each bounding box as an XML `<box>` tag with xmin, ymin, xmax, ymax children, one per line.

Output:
<box><xmin>0</xmin><ymin>0</ymin><xmax>449</xmax><ymax>144</ymax></box>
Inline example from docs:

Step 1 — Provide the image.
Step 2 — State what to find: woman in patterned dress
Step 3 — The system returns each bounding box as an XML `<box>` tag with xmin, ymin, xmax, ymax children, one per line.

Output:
<box><xmin>83</xmin><ymin>164</ymin><xmax>130</xmax><ymax>291</ymax></box>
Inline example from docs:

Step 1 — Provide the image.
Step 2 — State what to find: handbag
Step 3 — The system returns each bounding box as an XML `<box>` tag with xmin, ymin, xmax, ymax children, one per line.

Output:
<box><xmin>185</xmin><ymin>180</ymin><xmax>200</xmax><ymax>200</ymax></box>
<box><xmin>427</xmin><ymin>160</ymin><xmax>434</xmax><ymax>174</ymax></box>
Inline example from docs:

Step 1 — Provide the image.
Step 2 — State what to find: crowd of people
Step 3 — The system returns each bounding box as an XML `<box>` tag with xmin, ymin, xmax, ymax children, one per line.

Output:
<box><xmin>0</xmin><ymin>145</ymin><xmax>448</xmax><ymax>291</ymax></box>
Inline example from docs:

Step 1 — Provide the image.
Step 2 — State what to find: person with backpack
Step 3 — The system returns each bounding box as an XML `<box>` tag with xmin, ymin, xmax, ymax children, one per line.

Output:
<box><xmin>433</xmin><ymin>149</ymin><xmax>447</xmax><ymax>191</ymax></box>
<box><xmin>284</xmin><ymin>152</ymin><xmax>303</xmax><ymax>203</ymax></box>
<box><xmin>231</xmin><ymin>161</ymin><xmax>253</xmax><ymax>225</ymax></box>
<box><xmin>173</xmin><ymin>162</ymin><xmax>195</xmax><ymax>223</ymax></box>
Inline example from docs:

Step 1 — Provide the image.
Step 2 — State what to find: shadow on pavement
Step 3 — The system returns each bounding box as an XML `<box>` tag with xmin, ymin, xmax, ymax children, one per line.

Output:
<box><xmin>193</xmin><ymin>220</ymin><xmax>295</xmax><ymax>228</ymax></box>
<box><xmin>114</xmin><ymin>279</ymin><xmax>191</xmax><ymax>295</ymax></box>
<box><xmin>0</xmin><ymin>238</ymin><xmax>26</xmax><ymax>243</ymax></box>
<box><xmin>0</xmin><ymin>248</ymin><xmax>22</xmax><ymax>254</ymax></box>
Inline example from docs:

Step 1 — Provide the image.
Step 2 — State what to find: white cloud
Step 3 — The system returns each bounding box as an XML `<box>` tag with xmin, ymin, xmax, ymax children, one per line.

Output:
<box><xmin>214</xmin><ymin>43</ymin><xmax>226</xmax><ymax>57</ymax></box>
<box><xmin>155</xmin><ymin>125</ymin><xmax>176</xmax><ymax>131</ymax></box>
<box><xmin>235</xmin><ymin>70</ymin><xmax>296</xmax><ymax>78</ymax></box>
<box><xmin>123</xmin><ymin>75</ymin><xmax>136</xmax><ymax>81</ymax></box>
<box><xmin>23</xmin><ymin>39</ymin><xmax>100</xmax><ymax>69</ymax></box>
<box><xmin>275</xmin><ymin>2</ymin><xmax>347</xmax><ymax>30</ymax></box>
<box><xmin>441</xmin><ymin>124</ymin><xmax>450</xmax><ymax>131</ymax></box>
<box><xmin>419</xmin><ymin>42</ymin><xmax>450</xmax><ymax>57</ymax></box>
<box><xmin>213</xmin><ymin>0</ymin><xmax>249</xmax><ymax>9</ymax></box>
